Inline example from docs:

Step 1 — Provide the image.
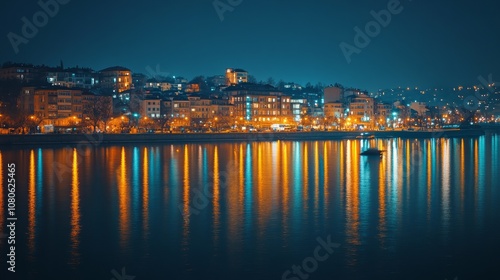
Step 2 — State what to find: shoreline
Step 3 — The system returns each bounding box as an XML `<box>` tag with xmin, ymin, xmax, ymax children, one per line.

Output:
<box><xmin>0</xmin><ymin>128</ymin><xmax>495</xmax><ymax>147</ymax></box>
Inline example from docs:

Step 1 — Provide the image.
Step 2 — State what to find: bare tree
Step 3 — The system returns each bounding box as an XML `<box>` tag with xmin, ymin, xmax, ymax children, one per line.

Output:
<box><xmin>277</xmin><ymin>79</ymin><xmax>286</xmax><ymax>89</ymax></box>
<box><xmin>138</xmin><ymin>117</ymin><xmax>160</xmax><ymax>133</ymax></box>
<box><xmin>83</xmin><ymin>95</ymin><xmax>113</xmax><ymax>133</ymax></box>
<box><xmin>248</xmin><ymin>75</ymin><xmax>257</xmax><ymax>84</ymax></box>
<box><xmin>266</xmin><ymin>77</ymin><xmax>275</xmax><ymax>86</ymax></box>
<box><xmin>11</xmin><ymin>113</ymin><xmax>40</xmax><ymax>134</ymax></box>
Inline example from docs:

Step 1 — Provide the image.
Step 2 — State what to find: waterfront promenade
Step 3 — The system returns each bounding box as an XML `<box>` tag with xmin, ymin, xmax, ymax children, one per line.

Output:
<box><xmin>0</xmin><ymin>128</ymin><xmax>493</xmax><ymax>146</ymax></box>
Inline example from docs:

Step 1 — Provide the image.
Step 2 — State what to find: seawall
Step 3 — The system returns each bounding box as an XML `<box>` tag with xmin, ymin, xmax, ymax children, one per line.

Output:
<box><xmin>0</xmin><ymin>128</ymin><xmax>490</xmax><ymax>147</ymax></box>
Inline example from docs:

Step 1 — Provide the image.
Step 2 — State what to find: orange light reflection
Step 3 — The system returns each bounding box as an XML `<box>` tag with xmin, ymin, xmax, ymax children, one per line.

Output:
<box><xmin>70</xmin><ymin>149</ymin><xmax>81</xmax><ymax>266</ymax></box>
<box><xmin>28</xmin><ymin>150</ymin><xmax>36</xmax><ymax>256</ymax></box>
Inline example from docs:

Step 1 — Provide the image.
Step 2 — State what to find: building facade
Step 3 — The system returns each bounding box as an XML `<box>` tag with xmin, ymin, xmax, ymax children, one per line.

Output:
<box><xmin>346</xmin><ymin>94</ymin><xmax>375</xmax><ymax>128</ymax></box>
<box><xmin>140</xmin><ymin>99</ymin><xmax>162</xmax><ymax>118</ymax></box>
<box><xmin>34</xmin><ymin>89</ymin><xmax>83</xmax><ymax>119</ymax></box>
<box><xmin>290</xmin><ymin>97</ymin><xmax>308</xmax><ymax>122</ymax></box>
<box><xmin>226</xmin><ymin>84</ymin><xmax>292</xmax><ymax>124</ymax></box>
<box><xmin>0</xmin><ymin>64</ymin><xmax>42</xmax><ymax>83</ymax></box>
<box><xmin>99</xmin><ymin>66</ymin><xmax>132</xmax><ymax>93</ymax></box>
<box><xmin>226</xmin><ymin>68</ymin><xmax>248</xmax><ymax>85</ymax></box>
<box><xmin>324</xmin><ymin>102</ymin><xmax>344</xmax><ymax>119</ymax></box>
<box><xmin>324</xmin><ymin>86</ymin><xmax>343</xmax><ymax>103</ymax></box>
<box><xmin>46</xmin><ymin>68</ymin><xmax>97</xmax><ymax>89</ymax></box>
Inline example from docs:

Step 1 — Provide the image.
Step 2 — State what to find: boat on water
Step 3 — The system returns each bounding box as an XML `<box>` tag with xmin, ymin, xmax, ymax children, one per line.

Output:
<box><xmin>360</xmin><ymin>148</ymin><xmax>385</xmax><ymax>156</ymax></box>
<box><xmin>356</xmin><ymin>133</ymin><xmax>375</xmax><ymax>139</ymax></box>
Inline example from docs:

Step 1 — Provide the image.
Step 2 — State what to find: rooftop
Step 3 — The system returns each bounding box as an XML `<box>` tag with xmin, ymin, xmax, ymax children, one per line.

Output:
<box><xmin>224</xmin><ymin>83</ymin><xmax>279</xmax><ymax>92</ymax></box>
<box><xmin>100</xmin><ymin>66</ymin><xmax>131</xmax><ymax>72</ymax></box>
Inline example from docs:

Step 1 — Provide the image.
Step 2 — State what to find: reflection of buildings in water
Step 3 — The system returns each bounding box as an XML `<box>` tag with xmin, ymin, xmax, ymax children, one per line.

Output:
<box><xmin>378</xmin><ymin>152</ymin><xmax>387</xmax><ymax>242</ymax></box>
<box><xmin>182</xmin><ymin>145</ymin><xmax>190</xmax><ymax>247</ymax></box>
<box><xmin>313</xmin><ymin>142</ymin><xmax>320</xmax><ymax>225</ymax></box>
<box><xmin>441</xmin><ymin>139</ymin><xmax>451</xmax><ymax>232</ymax></box>
<box><xmin>281</xmin><ymin>142</ymin><xmax>290</xmax><ymax>244</ymax></box>
<box><xmin>213</xmin><ymin>146</ymin><xmax>220</xmax><ymax>244</ymax></box>
<box><xmin>226</xmin><ymin>143</ymin><xmax>245</xmax><ymax>257</ymax></box>
<box><xmin>5</xmin><ymin>136</ymin><xmax>496</xmax><ymax>278</ymax></box>
<box><xmin>345</xmin><ymin>140</ymin><xmax>360</xmax><ymax>249</ymax></box>
<box><xmin>244</xmin><ymin>143</ymin><xmax>253</xmax><ymax>228</ymax></box>
<box><xmin>117</xmin><ymin>147</ymin><xmax>131</xmax><ymax>249</ymax></box>
<box><xmin>303</xmin><ymin>143</ymin><xmax>309</xmax><ymax>209</ymax></box>
<box><xmin>70</xmin><ymin>149</ymin><xmax>81</xmax><ymax>265</ymax></box>
<box><xmin>405</xmin><ymin>139</ymin><xmax>411</xmax><ymax>188</ymax></box>
<box><xmin>474</xmin><ymin>137</ymin><xmax>484</xmax><ymax>231</ymax></box>
<box><xmin>292</xmin><ymin>142</ymin><xmax>302</xmax><ymax>228</ymax></box>
<box><xmin>29</xmin><ymin>150</ymin><xmax>36</xmax><ymax>257</ymax></box>
<box><xmin>460</xmin><ymin>139</ymin><xmax>465</xmax><ymax>213</ymax></box>
<box><xmin>322</xmin><ymin>141</ymin><xmax>331</xmax><ymax>222</ymax></box>
<box><xmin>0</xmin><ymin>152</ymin><xmax>3</xmax><ymax>238</ymax></box>
<box><xmin>426</xmin><ymin>140</ymin><xmax>432</xmax><ymax>221</ymax></box>
<box><xmin>143</xmin><ymin>147</ymin><xmax>150</xmax><ymax>238</ymax></box>
<box><xmin>256</xmin><ymin>143</ymin><xmax>264</xmax><ymax>235</ymax></box>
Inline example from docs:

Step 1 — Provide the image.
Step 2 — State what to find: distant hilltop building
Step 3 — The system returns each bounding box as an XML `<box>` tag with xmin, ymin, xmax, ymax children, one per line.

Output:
<box><xmin>226</xmin><ymin>68</ymin><xmax>248</xmax><ymax>86</ymax></box>
<box><xmin>0</xmin><ymin>63</ymin><xmax>45</xmax><ymax>83</ymax></box>
<box><xmin>99</xmin><ymin>66</ymin><xmax>132</xmax><ymax>93</ymax></box>
<box><xmin>46</xmin><ymin>67</ymin><xmax>97</xmax><ymax>89</ymax></box>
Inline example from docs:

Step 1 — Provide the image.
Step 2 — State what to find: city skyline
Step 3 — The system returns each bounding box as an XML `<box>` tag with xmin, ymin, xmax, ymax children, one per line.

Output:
<box><xmin>2</xmin><ymin>59</ymin><xmax>497</xmax><ymax>136</ymax></box>
<box><xmin>1</xmin><ymin>0</ymin><xmax>499</xmax><ymax>92</ymax></box>
<box><xmin>0</xmin><ymin>60</ymin><xmax>497</xmax><ymax>93</ymax></box>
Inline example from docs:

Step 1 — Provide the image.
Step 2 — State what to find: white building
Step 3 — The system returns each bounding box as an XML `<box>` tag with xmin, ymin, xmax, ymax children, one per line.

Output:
<box><xmin>140</xmin><ymin>99</ymin><xmax>161</xmax><ymax>118</ymax></box>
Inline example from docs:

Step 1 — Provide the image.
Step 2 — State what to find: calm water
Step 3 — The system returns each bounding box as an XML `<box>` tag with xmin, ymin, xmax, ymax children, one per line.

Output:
<box><xmin>1</xmin><ymin>136</ymin><xmax>500</xmax><ymax>280</ymax></box>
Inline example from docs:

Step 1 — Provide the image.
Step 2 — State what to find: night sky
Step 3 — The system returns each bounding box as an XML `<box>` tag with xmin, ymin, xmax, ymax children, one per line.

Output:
<box><xmin>1</xmin><ymin>0</ymin><xmax>499</xmax><ymax>91</ymax></box>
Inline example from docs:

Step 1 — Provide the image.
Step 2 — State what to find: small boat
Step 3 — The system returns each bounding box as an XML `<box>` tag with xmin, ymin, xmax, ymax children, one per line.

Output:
<box><xmin>360</xmin><ymin>148</ymin><xmax>385</xmax><ymax>156</ymax></box>
<box><xmin>356</xmin><ymin>133</ymin><xmax>375</xmax><ymax>139</ymax></box>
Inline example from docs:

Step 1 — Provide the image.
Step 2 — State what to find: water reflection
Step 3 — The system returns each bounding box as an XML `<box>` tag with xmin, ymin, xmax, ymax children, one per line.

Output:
<box><xmin>182</xmin><ymin>145</ymin><xmax>190</xmax><ymax>252</ymax></box>
<box><xmin>345</xmin><ymin>140</ymin><xmax>360</xmax><ymax>265</ymax></box>
<box><xmin>118</xmin><ymin>147</ymin><xmax>130</xmax><ymax>248</ymax></box>
<box><xmin>0</xmin><ymin>151</ymin><xmax>3</xmax><ymax>239</ymax></box>
<box><xmin>142</xmin><ymin>147</ymin><xmax>149</xmax><ymax>240</ymax></box>
<box><xmin>70</xmin><ymin>149</ymin><xmax>81</xmax><ymax>266</ymax></box>
<box><xmin>378</xmin><ymin>150</ymin><xmax>387</xmax><ymax>242</ymax></box>
<box><xmin>3</xmin><ymin>136</ymin><xmax>499</xmax><ymax>279</ymax></box>
<box><xmin>28</xmin><ymin>150</ymin><xmax>36</xmax><ymax>258</ymax></box>
<box><xmin>213</xmin><ymin>146</ymin><xmax>220</xmax><ymax>244</ymax></box>
<box><xmin>442</xmin><ymin>140</ymin><xmax>451</xmax><ymax>235</ymax></box>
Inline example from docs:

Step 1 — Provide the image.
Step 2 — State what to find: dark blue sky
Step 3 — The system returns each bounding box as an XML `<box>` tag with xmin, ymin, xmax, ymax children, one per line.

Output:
<box><xmin>1</xmin><ymin>0</ymin><xmax>499</xmax><ymax>91</ymax></box>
